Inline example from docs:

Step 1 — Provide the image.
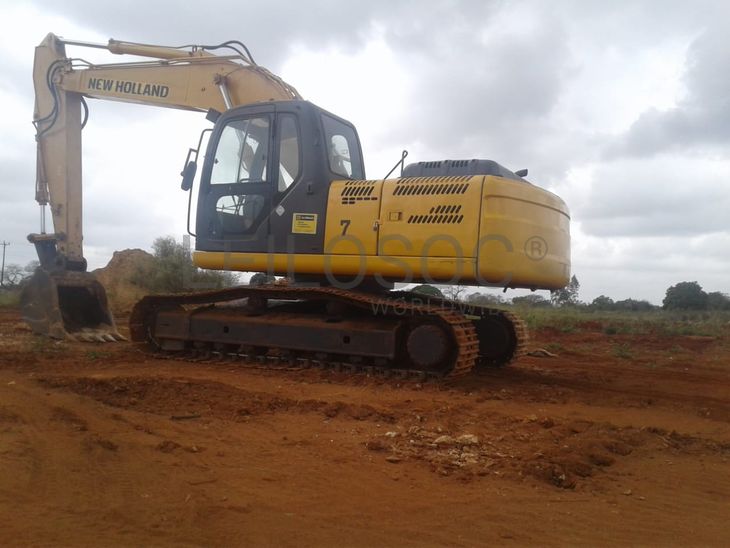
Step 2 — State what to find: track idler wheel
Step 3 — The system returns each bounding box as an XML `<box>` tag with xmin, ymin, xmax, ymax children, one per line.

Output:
<box><xmin>405</xmin><ymin>322</ymin><xmax>451</xmax><ymax>372</ymax></box>
<box><xmin>474</xmin><ymin>314</ymin><xmax>518</xmax><ymax>367</ymax></box>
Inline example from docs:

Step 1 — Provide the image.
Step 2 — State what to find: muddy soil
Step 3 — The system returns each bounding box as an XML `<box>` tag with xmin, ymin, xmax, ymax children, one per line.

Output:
<box><xmin>0</xmin><ymin>307</ymin><xmax>728</xmax><ymax>546</ymax></box>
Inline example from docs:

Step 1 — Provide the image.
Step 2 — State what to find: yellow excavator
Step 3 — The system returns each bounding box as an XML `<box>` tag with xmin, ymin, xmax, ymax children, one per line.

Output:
<box><xmin>22</xmin><ymin>32</ymin><xmax>571</xmax><ymax>379</ymax></box>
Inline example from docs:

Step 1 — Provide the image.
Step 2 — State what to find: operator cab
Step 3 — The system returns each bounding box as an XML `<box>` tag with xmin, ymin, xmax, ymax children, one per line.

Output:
<box><xmin>191</xmin><ymin>100</ymin><xmax>364</xmax><ymax>255</ymax></box>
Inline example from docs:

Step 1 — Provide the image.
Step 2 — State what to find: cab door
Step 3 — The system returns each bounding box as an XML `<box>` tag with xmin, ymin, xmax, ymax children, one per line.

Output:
<box><xmin>196</xmin><ymin>108</ymin><xmax>274</xmax><ymax>252</ymax></box>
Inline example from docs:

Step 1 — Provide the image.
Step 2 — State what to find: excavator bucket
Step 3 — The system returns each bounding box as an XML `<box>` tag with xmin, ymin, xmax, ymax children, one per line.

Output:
<box><xmin>20</xmin><ymin>268</ymin><xmax>125</xmax><ymax>342</ymax></box>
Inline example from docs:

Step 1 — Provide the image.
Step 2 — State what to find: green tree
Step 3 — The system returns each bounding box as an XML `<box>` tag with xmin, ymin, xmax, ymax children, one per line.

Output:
<box><xmin>707</xmin><ymin>291</ymin><xmax>730</xmax><ymax>311</ymax></box>
<box><xmin>1</xmin><ymin>264</ymin><xmax>26</xmax><ymax>288</ymax></box>
<box><xmin>591</xmin><ymin>295</ymin><xmax>614</xmax><ymax>310</ymax></box>
<box><xmin>133</xmin><ymin>236</ymin><xmax>239</xmax><ymax>292</ymax></box>
<box><xmin>613</xmin><ymin>298</ymin><xmax>656</xmax><ymax>311</ymax></box>
<box><xmin>663</xmin><ymin>281</ymin><xmax>708</xmax><ymax>310</ymax></box>
<box><xmin>442</xmin><ymin>285</ymin><xmax>468</xmax><ymax>301</ymax></box>
<box><xmin>249</xmin><ymin>272</ymin><xmax>276</xmax><ymax>286</ymax></box>
<box><xmin>550</xmin><ymin>275</ymin><xmax>580</xmax><ymax>307</ymax></box>
<box><xmin>410</xmin><ymin>284</ymin><xmax>444</xmax><ymax>298</ymax></box>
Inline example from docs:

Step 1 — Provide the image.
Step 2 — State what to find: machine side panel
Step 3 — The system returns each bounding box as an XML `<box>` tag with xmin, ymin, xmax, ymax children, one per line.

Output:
<box><xmin>377</xmin><ymin>176</ymin><xmax>484</xmax><ymax>260</ymax></box>
<box><xmin>323</xmin><ymin>180</ymin><xmax>383</xmax><ymax>256</ymax></box>
<box><xmin>477</xmin><ymin>176</ymin><xmax>570</xmax><ymax>289</ymax></box>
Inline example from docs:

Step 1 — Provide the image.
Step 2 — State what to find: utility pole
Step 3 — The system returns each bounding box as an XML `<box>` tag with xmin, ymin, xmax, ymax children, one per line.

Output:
<box><xmin>0</xmin><ymin>241</ymin><xmax>8</xmax><ymax>287</ymax></box>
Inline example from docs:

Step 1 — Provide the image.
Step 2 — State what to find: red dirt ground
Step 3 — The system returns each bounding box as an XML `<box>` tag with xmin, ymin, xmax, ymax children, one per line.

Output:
<box><xmin>0</xmin><ymin>307</ymin><xmax>729</xmax><ymax>546</ymax></box>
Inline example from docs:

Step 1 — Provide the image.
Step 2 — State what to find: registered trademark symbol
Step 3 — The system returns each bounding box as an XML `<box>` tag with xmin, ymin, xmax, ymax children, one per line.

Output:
<box><xmin>524</xmin><ymin>236</ymin><xmax>548</xmax><ymax>261</ymax></box>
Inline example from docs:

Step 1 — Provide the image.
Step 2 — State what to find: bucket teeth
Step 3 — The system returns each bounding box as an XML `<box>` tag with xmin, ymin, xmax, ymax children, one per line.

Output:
<box><xmin>71</xmin><ymin>329</ymin><xmax>125</xmax><ymax>343</ymax></box>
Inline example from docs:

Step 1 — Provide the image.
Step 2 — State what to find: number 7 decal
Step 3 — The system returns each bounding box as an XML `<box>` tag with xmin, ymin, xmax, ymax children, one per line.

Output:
<box><xmin>340</xmin><ymin>219</ymin><xmax>351</xmax><ymax>235</ymax></box>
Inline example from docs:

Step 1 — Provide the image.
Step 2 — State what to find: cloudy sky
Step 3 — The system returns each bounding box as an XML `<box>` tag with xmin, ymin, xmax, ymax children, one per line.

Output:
<box><xmin>1</xmin><ymin>0</ymin><xmax>728</xmax><ymax>304</ymax></box>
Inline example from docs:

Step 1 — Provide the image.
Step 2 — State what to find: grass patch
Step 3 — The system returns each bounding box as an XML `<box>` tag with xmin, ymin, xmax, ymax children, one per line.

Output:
<box><xmin>612</xmin><ymin>343</ymin><xmax>633</xmax><ymax>360</ymax></box>
<box><xmin>515</xmin><ymin>307</ymin><xmax>583</xmax><ymax>332</ymax></box>
<box><xmin>0</xmin><ymin>290</ymin><xmax>20</xmax><ymax>308</ymax></box>
<box><xmin>513</xmin><ymin>306</ymin><xmax>730</xmax><ymax>338</ymax></box>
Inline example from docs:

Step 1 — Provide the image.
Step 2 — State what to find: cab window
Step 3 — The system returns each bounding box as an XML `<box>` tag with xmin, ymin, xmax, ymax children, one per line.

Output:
<box><xmin>321</xmin><ymin>114</ymin><xmax>363</xmax><ymax>179</ymax></box>
<box><xmin>211</xmin><ymin>116</ymin><xmax>270</xmax><ymax>184</ymax></box>
<box><xmin>277</xmin><ymin>114</ymin><xmax>300</xmax><ymax>192</ymax></box>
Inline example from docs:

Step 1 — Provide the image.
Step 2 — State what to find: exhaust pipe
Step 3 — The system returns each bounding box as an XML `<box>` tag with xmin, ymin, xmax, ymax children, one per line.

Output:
<box><xmin>20</xmin><ymin>267</ymin><xmax>125</xmax><ymax>342</ymax></box>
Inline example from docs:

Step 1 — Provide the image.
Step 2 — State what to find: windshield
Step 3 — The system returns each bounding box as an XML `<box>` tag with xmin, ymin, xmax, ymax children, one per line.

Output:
<box><xmin>210</xmin><ymin>116</ymin><xmax>270</xmax><ymax>184</ymax></box>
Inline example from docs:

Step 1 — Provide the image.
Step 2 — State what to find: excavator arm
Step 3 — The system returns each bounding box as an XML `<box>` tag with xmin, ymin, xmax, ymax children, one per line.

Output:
<box><xmin>23</xmin><ymin>33</ymin><xmax>299</xmax><ymax>340</ymax></box>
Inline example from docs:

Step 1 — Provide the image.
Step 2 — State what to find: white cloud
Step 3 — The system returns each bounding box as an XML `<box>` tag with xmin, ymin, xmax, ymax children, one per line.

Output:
<box><xmin>576</xmin><ymin>153</ymin><xmax>730</xmax><ymax>237</ymax></box>
<box><xmin>281</xmin><ymin>29</ymin><xmax>412</xmax><ymax>178</ymax></box>
<box><xmin>0</xmin><ymin>0</ymin><xmax>728</xmax><ymax>306</ymax></box>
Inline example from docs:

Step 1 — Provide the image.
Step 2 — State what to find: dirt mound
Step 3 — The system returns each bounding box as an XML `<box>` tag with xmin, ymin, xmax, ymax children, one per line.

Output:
<box><xmin>92</xmin><ymin>249</ymin><xmax>155</xmax><ymax>314</ymax></box>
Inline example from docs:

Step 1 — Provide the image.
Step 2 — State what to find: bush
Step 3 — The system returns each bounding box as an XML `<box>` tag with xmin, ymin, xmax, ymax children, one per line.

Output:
<box><xmin>707</xmin><ymin>291</ymin><xmax>730</xmax><ymax>311</ymax></box>
<box><xmin>591</xmin><ymin>295</ymin><xmax>614</xmax><ymax>310</ymax></box>
<box><xmin>613</xmin><ymin>298</ymin><xmax>657</xmax><ymax>312</ymax></box>
<box><xmin>132</xmin><ymin>236</ymin><xmax>239</xmax><ymax>293</ymax></box>
<box><xmin>512</xmin><ymin>294</ymin><xmax>551</xmax><ymax>308</ymax></box>
<box><xmin>550</xmin><ymin>275</ymin><xmax>580</xmax><ymax>307</ymax></box>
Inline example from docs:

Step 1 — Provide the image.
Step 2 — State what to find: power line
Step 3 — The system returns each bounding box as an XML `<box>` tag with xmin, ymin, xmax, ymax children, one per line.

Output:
<box><xmin>0</xmin><ymin>241</ymin><xmax>8</xmax><ymax>287</ymax></box>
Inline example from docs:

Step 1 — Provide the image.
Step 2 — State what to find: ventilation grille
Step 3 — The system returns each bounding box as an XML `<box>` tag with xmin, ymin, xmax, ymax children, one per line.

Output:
<box><xmin>393</xmin><ymin>177</ymin><xmax>471</xmax><ymax>196</ymax></box>
<box><xmin>407</xmin><ymin>205</ymin><xmax>464</xmax><ymax>224</ymax></box>
<box><xmin>417</xmin><ymin>161</ymin><xmax>471</xmax><ymax>169</ymax></box>
<box><xmin>340</xmin><ymin>180</ymin><xmax>378</xmax><ymax>205</ymax></box>
<box><xmin>448</xmin><ymin>160</ymin><xmax>470</xmax><ymax>168</ymax></box>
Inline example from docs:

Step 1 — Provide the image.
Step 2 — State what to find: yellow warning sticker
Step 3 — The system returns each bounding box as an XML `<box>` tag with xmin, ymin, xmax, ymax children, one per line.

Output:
<box><xmin>291</xmin><ymin>213</ymin><xmax>318</xmax><ymax>234</ymax></box>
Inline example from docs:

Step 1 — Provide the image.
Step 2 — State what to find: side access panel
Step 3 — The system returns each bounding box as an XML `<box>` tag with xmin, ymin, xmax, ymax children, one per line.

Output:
<box><xmin>377</xmin><ymin>176</ymin><xmax>483</xmax><ymax>260</ymax></box>
<box><xmin>370</xmin><ymin>176</ymin><xmax>481</xmax><ymax>281</ymax></box>
<box><xmin>323</xmin><ymin>179</ymin><xmax>383</xmax><ymax>255</ymax></box>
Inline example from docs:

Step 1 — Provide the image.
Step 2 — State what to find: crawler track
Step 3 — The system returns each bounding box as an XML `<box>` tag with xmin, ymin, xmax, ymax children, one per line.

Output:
<box><xmin>130</xmin><ymin>286</ymin><xmax>526</xmax><ymax>380</ymax></box>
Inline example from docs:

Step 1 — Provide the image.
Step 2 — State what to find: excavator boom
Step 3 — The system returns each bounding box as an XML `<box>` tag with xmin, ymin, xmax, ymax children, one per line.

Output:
<box><xmin>23</xmin><ymin>33</ymin><xmax>299</xmax><ymax>340</ymax></box>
